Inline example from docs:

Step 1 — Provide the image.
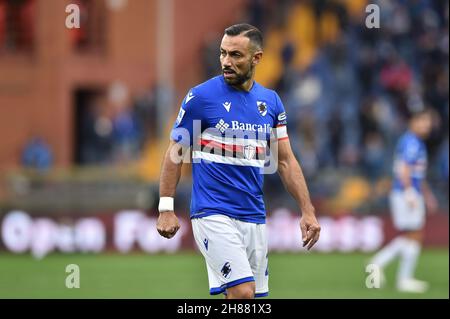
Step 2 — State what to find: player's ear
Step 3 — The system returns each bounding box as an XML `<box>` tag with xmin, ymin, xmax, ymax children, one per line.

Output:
<box><xmin>252</xmin><ymin>50</ymin><xmax>263</xmax><ymax>66</ymax></box>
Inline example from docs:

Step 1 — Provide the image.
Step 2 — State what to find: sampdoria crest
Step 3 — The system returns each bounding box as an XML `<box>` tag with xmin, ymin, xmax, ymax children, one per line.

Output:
<box><xmin>257</xmin><ymin>101</ymin><xmax>267</xmax><ymax>116</ymax></box>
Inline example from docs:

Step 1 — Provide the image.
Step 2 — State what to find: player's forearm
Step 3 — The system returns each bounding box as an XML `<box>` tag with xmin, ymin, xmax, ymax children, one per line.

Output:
<box><xmin>422</xmin><ymin>181</ymin><xmax>434</xmax><ymax>198</ymax></box>
<box><xmin>398</xmin><ymin>163</ymin><xmax>412</xmax><ymax>189</ymax></box>
<box><xmin>278</xmin><ymin>156</ymin><xmax>315</xmax><ymax>215</ymax></box>
<box><xmin>159</xmin><ymin>144</ymin><xmax>183</xmax><ymax>198</ymax></box>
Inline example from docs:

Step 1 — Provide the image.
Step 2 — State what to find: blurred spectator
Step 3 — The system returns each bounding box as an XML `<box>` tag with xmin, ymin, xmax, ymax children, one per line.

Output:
<box><xmin>202</xmin><ymin>32</ymin><xmax>222</xmax><ymax>79</ymax></box>
<box><xmin>380</xmin><ymin>50</ymin><xmax>412</xmax><ymax>93</ymax></box>
<box><xmin>296</xmin><ymin>111</ymin><xmax>319</xmax><ymax>178</ymax></box>
<box><xmin>106</xmin><ymin>81</ymin><xmax>141</xmax><ymax>164</ymax></box>
<box><xmin>133</xmin><ymin>86</ymin><xmax>158</xmax><ymax>148</ymax></box>
<box><xmin>112</xmin><ymin>106</ymin><xmax>140</xmax><ymax>163</ymax></box>
<box><xmin>211</xmin><ymin>0</ymin><xmax>449</xmax><ymax>213</ymax></box>
<box><xmin>21</xmin><ymin>137</ymin><xmax>53</xmax><ymax>172</ymax></box>
<box><xmin>79</xmin><ymin>95</ymin><xmax>113</xmax><ymax>165</ymax></box>
<box><xmin>362</xmin><ymin>131</ymin><xmax>386</xmax><ymax>181</ymax></box>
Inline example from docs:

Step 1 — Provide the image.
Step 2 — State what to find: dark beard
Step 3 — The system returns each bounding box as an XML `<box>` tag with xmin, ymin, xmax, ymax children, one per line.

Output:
<box><xmin>223</xmin><ymin>65</ymin><xmax>253</xmax><ymax>86</ymax></box>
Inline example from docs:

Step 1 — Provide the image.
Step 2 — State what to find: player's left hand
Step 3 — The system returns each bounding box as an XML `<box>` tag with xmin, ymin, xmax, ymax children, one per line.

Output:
<box><xmin>300</xmin><ymin>211</ymin><xmax>320</xmax><ymax>250</ymax></box>
<box><xmin>425</xmin><ymin>193</ymin><xmax>439</xmax><ymax>214</ymax></box>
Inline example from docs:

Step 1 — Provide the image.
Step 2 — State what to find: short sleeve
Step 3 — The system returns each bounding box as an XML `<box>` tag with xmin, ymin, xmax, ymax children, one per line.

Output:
<box><xmin>401</xmin><ymin>139</ymin><xmax>421</xmax><ymax>164</ymax></box>
<box><xmin>272</xmin><ymin>92</ymin><xmax>288</xmax><ymax>141</ymax></box>
<box><xmin>170</xmin><ymin>88</ymin><xmax>202</xmax><ymax>147</ymax></box>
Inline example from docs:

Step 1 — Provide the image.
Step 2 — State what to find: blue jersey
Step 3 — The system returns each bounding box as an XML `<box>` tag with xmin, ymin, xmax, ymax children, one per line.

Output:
<box><xmin>171</xmin><ymin>76</ymin><xmax>288</xmax><ymax>224</ymax></box>
<box><xmin>392</xmin><ymin>131</ymin><xmax>427</xmax><ymax>193</ymax></box>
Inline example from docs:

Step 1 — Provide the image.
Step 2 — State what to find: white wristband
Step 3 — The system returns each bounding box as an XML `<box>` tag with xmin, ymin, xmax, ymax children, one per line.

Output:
<box><xmin>158</xmin><ymin>197</ymin><xmax>174</xmax><ymax>212</ymax></box>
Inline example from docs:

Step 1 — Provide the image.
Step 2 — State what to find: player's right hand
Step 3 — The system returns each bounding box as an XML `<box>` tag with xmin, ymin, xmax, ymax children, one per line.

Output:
<box><xmin>157</xmin><ymin>211</ymin><xmax>180</xmax><ymax>239</ymax></box>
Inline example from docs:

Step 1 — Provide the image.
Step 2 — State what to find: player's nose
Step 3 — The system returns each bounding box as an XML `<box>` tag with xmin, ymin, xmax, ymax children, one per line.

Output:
<box><xmin>222</xmin><ymin>56</ymin><xmax>232</xmax><ymax>67</ymax></box>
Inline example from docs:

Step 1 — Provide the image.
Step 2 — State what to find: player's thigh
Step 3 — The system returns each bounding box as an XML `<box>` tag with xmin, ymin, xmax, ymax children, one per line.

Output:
<box><xmin>243</xmin><ymin>222</ymin><xmax>269</xmax><ymax>295</ymax></box>
<box><xmin>390</xmin><ymin>192</ymin><xmax>425</xmax><ymax>230</ymax></box>
<box><xmin>191</xmin><ymin>215</ymin><xmax>254</xmax><ymax>284</ymax></box>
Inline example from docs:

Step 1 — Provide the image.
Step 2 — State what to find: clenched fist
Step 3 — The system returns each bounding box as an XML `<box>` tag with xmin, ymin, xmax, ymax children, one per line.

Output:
<box><xmin>156</xmin><ymin>211</ymin><xmax>180</xmax><ymax>239</ymax></box>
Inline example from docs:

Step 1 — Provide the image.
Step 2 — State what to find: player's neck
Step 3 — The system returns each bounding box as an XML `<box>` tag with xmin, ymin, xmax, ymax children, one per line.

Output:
<box><xmin>409</xmin><ymin>127</ymin><xmax>423</xmax><ymax>139</ymax></box>
<box><xmin>231</xmin><ymin>77</ymin><xmax>255</xmax><ymax>92</ymax></box>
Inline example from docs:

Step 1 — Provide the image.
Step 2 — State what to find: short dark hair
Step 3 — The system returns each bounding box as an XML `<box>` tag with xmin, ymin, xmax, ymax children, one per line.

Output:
<box><xmin>224</xmin><ymin>23</ymin><xmax>263</xmax><ymax>50</ymax></box>
<box><xmin>408</xmin><ymin>107</ymin><xmax>432</xmax><ymax>121</ymax></box>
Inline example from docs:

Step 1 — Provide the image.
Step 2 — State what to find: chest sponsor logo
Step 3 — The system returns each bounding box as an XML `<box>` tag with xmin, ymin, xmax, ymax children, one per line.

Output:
<box><xmin>230</xmin><ymin>120</ymin><xmax>272</xmax><ymax>133</ymax></box>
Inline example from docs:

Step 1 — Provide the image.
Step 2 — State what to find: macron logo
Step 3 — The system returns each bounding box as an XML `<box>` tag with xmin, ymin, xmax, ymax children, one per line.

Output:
<box><xmin>222</xmin><ymin>101</ymin><xmax>231</xmax><ymax>112</ymax></box>
<box><xmin>185</xmin><ymin>91</ymin><xmax>195</xmax><ymax>104</ymax></box>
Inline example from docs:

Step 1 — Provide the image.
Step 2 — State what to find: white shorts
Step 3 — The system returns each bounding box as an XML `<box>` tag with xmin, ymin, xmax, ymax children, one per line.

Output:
<box><xmin>191</xmin><ymin>214</ymin><xmax>269</xmax><ymax>297</ymax></box>
<box><xmin>390</xmin><ymin>190</ymin><xmax>426</xmax><ymax>231</ymax></box>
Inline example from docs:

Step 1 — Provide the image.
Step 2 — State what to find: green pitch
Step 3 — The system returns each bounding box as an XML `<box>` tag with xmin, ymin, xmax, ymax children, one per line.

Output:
<box><xmin>0</xmin><ymin>249</ymin><xmax>447</xmax><ymax>298</ymax></box>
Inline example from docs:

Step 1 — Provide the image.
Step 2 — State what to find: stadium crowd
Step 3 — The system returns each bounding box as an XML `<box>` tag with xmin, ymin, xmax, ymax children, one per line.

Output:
<box><xmin>14</xmin><ymin>0</ymin><xmax>447</xmax><ymax>216</ymax></box>
<box><xmin>206</xmin><ymin>0</ymin><xmax>449</xmax><ymax>214</ymax></box>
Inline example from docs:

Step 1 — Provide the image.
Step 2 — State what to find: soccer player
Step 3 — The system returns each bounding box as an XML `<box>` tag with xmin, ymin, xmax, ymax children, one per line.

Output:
<box><xmin>369</xmin><ymin>109</ymin><xmax>438</xmax><ymax>293</ymax></box>
<box><xmin>157</xmin><ymin>24</ymin><xmax>320</xmax><ymax>299</ymax></box>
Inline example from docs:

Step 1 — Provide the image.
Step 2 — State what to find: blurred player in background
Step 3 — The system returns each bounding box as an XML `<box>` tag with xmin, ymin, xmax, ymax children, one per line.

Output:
<box><xmin>370</xmin><ymin>109</ymin><xmax>438</xmax><ymax>293</ymax></box>
<box><xmin>156</xmin><ymin>23</ymin><xmax>320</xmax><ymax>299</ymax></box>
